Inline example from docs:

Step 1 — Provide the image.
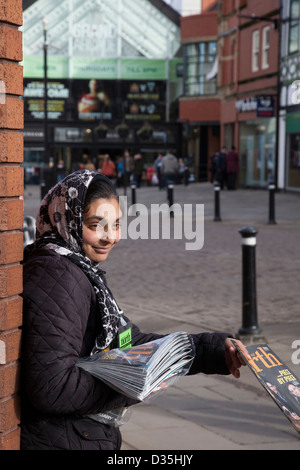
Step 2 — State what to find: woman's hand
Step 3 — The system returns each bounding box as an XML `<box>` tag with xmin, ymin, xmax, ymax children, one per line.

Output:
<box><xmin>225</xmin><ymin>338</ymin><xmax>251</xmax><ymax>379</ymax></box>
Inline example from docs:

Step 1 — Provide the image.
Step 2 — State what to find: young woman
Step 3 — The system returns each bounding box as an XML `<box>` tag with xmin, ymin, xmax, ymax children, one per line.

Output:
<box><xmin>21</xmin><ymin>170</ymin><xmax>248</xmax><ymax>450</ymax></box>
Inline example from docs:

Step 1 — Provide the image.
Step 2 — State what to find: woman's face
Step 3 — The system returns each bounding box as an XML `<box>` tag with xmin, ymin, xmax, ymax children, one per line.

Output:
<box><xmin>83</xmin><ymin>197</ymin><xmax>122</xmax><ymax>262</ymax></box>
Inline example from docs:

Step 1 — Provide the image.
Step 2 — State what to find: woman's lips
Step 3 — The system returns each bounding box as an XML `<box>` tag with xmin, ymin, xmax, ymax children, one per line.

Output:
<box><xmin>92</xmin><ymin>245</ymin><xmax>111</xmax><ymax>253</ymax></box>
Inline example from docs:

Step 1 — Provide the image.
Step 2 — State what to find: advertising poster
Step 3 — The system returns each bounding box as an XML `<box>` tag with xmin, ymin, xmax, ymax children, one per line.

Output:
<box><xmin>24</xmin><ymin>79</ymin><xmax>70</xmax><ymax>120</ymax></box>
<box><xmin>122</xmin><ymin>80</ymin><xmax>166</xmax><ymax>121</ymax></box>
<box><xmin>73</xmin><ymin>79</ymin><xmax>117</xmax><ymax>121</ymax></box>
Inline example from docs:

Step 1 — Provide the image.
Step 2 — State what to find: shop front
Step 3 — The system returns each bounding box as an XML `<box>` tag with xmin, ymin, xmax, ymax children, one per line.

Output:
<box><xmin>23</xmin><ymin>77</ymin><xmax>182</xmax><ymax>187</ymax></box>
<box><xmin>237</xmin><ymin>96</ymin><xmax>276</xmax><ymax>187</ymax></box>
<box><xmin>285</xmin><ymin>111</ymin><xmax>300</xmax><ymax>190</ymax></box>
<box><xmin>22</xmin><ymin>0</ymin><xmax>183</xmax><ymax>188</ymax></box>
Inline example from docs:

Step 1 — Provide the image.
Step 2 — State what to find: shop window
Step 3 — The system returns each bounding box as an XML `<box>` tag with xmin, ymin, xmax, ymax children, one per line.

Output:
<box><xmin>239</xmin><ymin>118</ymin><xmax>275</xmax><ymax>187</ymax></box>
<box><xmin>252</xmin><ymin>30</ymin><xmax>260</xmax><ymax>72</ymax></box>
<box><xmin>288</xmin><ymin>134</ymin><xmax>300</xmax><ymax>188</ymax></box>
<box><xmin>184</xmin><ymin>41</ymin><xmax>217</xmax><ymax>96</ymax></box>
<box><xmin>262</xmin><ymin>26</ymin><xmax>270</xmax><ymax>69</ymax></box>
<box><xmin>288</xmin><ymin>0</ymin><xmax>300</xmax><ymax>54</ymax></box>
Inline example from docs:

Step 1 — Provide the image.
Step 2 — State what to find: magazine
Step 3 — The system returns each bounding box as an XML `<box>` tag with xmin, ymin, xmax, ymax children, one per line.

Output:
<box><xmin>232</xmin><ymin>340</ymin><xmax>300</xmax><ymax>433</ymax></box>
<box><xmin>77</xmin><ymin>331</ymin><xmax>195</xmax><ymax>401</ymax></box>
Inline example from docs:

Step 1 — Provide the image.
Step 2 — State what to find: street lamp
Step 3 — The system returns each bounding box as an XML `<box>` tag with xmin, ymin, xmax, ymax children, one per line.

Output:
<box><xmin>41</xmin><ymin>16</ymin><xmax>49</xmax><ymax>199</ymax></box>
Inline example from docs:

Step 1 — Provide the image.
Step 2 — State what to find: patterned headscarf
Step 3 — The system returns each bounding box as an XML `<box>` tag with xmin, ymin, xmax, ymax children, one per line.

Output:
<box><xmin>29</xmin><ymin>169</ymin><xmax>123</xmax><ymax>353</ymax></box>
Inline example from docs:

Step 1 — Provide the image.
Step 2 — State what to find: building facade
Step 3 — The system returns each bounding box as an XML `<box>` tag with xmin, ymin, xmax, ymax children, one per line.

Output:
<box><xmin>179</xmin><ymin>0</ymin><xmax>282</xmax><ymax>188</ymax></box>
<box><xmin>279</xmin><ymin>0</ymin><xmax>300</xmax><ymax>191</ymax></box>
<box><xmin>179</xmin><ymin>3</ymin><xmax>219</xmax><ymax>181</ymax></box>
<box><xmin>219</xmin><ymin>0</ymin><xmax>280</xmax><ymax>188</ymax></box>
<box><xmin>22</xmin><ymin>0</ymin><xmax>183</xmax><ymax>186</ymax></box>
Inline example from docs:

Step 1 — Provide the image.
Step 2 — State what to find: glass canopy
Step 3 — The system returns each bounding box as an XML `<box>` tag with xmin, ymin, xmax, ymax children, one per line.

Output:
<box><xmin>23</xmin><ymin>0</ymin><xmax>181</xmax><ymax>61</ymax></box>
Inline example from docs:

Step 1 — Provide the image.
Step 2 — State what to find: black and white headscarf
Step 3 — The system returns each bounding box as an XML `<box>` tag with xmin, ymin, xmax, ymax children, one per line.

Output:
<box><xmin>29</xmin><ymin>169</ymin><xmax>123</xmax><ymax>354</ymax></box>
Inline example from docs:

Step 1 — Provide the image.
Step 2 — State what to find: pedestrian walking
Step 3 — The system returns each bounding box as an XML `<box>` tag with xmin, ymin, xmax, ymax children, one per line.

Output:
<box><xmin>153</xmin><ymin>152</ymin><xmax>164</xmax><ymax>189</ymax></box>
<box><xmin>101</xmin><ymin>154</ymin><xmax>116</xmax><ymax>179</ymax></box>
<box><xmin>226</xmin><ymin>145</ymin><xmax>239</xmax><ymax>190</ymax></box>
<box><xmin>116</xmin><ymin>156</ymin><xmax>124</xmax><ymax>188</ymax></box>
<box><xmin>216</xmin><ymin>146</ymin><xmax>227</xmax><ymax>189</ymax></box>
<box><xmin>133</xmin><ymin>152</ymin><xmax>144</xmax><ymax>188</ymax></box>
<box><xmin>161</xmin><ymin>150</ymin><xmax>179</xmax><ymax>194</ymax></box>
<box><xmin>123</xmin><ymin>149</ymin><xmax>134</xmax><ymax>188</ymax></box>
<box><xmin>209</xmin><ymin>151</ymin><xmax>218</xmax><ymax>183</ymax></box>
<box><xmin>20</xmin><ymin>169</ymin><xmax>249</xmax><ymax>450</ymax></box>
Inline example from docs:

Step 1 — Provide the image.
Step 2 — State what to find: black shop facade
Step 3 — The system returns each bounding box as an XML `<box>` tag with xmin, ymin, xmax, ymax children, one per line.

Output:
<box><xmin>23</xmin><ymin>77</ymin><xmax>182</xmax><ymax>185</ymax></box>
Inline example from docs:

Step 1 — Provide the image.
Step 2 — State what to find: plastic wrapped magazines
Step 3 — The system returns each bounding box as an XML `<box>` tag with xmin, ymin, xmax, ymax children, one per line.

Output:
<box><xmin>76</xmin><ymin>332</ymin><xmax>195</xmax><ymax>426</ymax></box>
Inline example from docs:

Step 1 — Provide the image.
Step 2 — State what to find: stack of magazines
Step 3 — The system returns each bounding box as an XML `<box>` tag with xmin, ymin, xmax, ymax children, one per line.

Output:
<box><xmin>77</xmin><ymin>331</ymin><xmax>195</xmax><ymax>401</ymax></box>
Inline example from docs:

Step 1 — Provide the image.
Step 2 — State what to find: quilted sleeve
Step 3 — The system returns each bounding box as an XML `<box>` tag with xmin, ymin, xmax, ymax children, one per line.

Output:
<box><xmin>22</xmin><ymin>254</ymin><xmax>135</xmax><ymax>416</ymax></box>
<box><xmin>130</xmin><ymin>322</ymin><xmax>230</xmax><ymax>376</ymax></box>
<box><xmin>188</xmin><ymin>332</ymin><xmax>230</xmax><ymax>375</ymax></box>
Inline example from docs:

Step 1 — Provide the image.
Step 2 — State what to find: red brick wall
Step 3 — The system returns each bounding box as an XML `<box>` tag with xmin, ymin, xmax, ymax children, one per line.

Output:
<box><xmin>179</xmin><ymin>97</ymin><xmax>220</xmax><ymax>122</ymax></box>
<box><xmin>0</xmin><ymin>0</ymin><xmax>23</xmax><ymax>451</ymax></box>
<box><xmin>180</xmin><ymin>11</ymin><xmax>219</xmax><ymax>123</ymax></box>
<box><xmin>181</xmin><ymin>11</ymin><xmax>218</xmax><ymax>42</ymax></box>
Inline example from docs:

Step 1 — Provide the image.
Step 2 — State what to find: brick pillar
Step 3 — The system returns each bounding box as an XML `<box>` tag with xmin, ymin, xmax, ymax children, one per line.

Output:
<box><xmin>0</xmin><ymin>0</ymin><xmax>23</xmax><ymax>450</ymax></box>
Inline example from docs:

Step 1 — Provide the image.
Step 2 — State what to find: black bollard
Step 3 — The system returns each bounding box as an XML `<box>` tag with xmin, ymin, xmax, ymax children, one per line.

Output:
<box><xmin>237</xmin><ymin>227</ymin><xmax>263</xmax><ymax>341</ymax></box>
<box><xmin>131</xmin><ymin>184</ymin><xmax>136</xmax><ymax>206</ymax></box>
<box><xmin>213</xmin><ymin>182</ymin><xmax>221</xmax><ymax>221</ymax></box>
<box><xmin>168</xmin><ymin>183</ymin><xmax>174</xmax><ymax>217</ymax></box>
<box><xmin>267</xmin><ymin>181</ymin><xmax>277</xmax><ymax>225</ymax></box>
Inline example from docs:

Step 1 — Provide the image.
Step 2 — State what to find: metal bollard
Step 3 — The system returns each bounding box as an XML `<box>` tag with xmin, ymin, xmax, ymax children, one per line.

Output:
<box><xmin>237</xmin><ymin>226</ymin><xmax>263</xmax><ymax>340</ymax></box>
<box><xmin>267</xmin><ymin>181</ymin><xmax>277</xmax><ymax>225</ymax></box>
<box><xmin>131</xmin><ymin>184</ymin><xmax>136</xmax><ymax>206</ymax></box>
<box><xmin>213</xmin><ymin>182</ymin><xmax>221</xmax><ymax>221</ymax></box>
<box><xmin>168</xmin><ymin>183</ymin><xmax>174</xmax><ymax>217</ymax></box>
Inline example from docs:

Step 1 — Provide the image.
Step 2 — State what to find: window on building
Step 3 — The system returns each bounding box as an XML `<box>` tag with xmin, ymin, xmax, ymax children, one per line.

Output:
<box><xmin>252</xmin><ymin>30</ymin><xmax>260</xmax><ymax>72</ymax></box>
<box><xmin>262</xmin><ymin>26</ymin><xmax>270</xmax><ymax>69</ymax></box>
<box><xmin>289</xmin><ymin>0</ymin><xmax>300</xmax><ymax>54</ymax></box>
<box><xmin>184</xmin><ymin>41</ymin><xmax>217</xmax><ymax>96</ymax></box>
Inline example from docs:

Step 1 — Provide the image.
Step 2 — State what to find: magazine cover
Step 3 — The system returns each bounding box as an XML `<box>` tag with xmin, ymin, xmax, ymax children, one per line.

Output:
<box><xmin>232</xmin><ymin>340</ymin><xmax>300</xmax><ymax>433</ymax></box>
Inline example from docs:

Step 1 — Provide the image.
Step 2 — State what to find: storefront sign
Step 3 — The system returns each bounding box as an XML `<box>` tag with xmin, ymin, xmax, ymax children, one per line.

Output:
<box><xmin>235</xmin><ymin>96</ymin><xmax>274</xmax><ymax>117</ymax></box>
<box><xmin>235</xmin><ymin>97</ymin><xmax>257</xmax><ymax>112</ymax></box>
<box><xmin>24</xmin><ymin>56</ymin><xmax>174</xmax><ymax>81</ymax></box>
<box><xmin>24</xmin><ymin>57</ymin><xmax>69</xmax><ymax>79</ymax></box>
<box><xmin>71</xmin><ymin>58</ymin><xmax>118</xmax><ymax>80</ymax></box>
<box><xmin>121</xmin><ymin>59</ymin><xmax>166</xmax><ymax>80</ymax></box>
<box><xmin>24</xmin><ymin>80</ymin><xmax>70</xmax><ymax>120</ymax></box>
<box><xmin>256</xmin><ymin>96</ymin><xmax>274</xmax><ymax>117</ymax></box>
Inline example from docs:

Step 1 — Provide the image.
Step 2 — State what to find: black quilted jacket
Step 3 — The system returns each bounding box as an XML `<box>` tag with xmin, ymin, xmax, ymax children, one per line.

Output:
<box><xmin>21</xmin><ymin>248</ymin><xmax>230</xmax><ymax>450</ymax></box>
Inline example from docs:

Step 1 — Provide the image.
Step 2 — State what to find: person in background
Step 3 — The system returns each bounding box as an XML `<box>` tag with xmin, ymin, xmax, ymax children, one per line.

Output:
<box><xmin>161</xmin><ymin>150</ymin><xmax>179</xmax><ymax>195</ymax></box>
<box><xmin>123</xmin><ymin>149</ymin><xmax>134</xmax><ymax>188</ymax></box>
<box><xmin>57</xmin><ymin>159</ymin><xmax>65</xmax><ymax>182</ymax></box>
<box><xmin>116</xmin><ymin>156</ymin><xmax>124</xmax><ymax>188</ymax></box>
<box><xmin>226</xmin><ymin>145</ymin><xmax>239</xmax><ymax>190</ymax></box>
<box><xmin>153</xmin><ymin>153</ymin><xmax>164</xmax><ymax>190</ymax></box>
<box><xmin>85</xmin><ymin>157</ymin><xmax>96</xmax><ymax>172</ymax></box>
<box><xmin>97</xmin><ymin>154</ymin><xmax>105</xmax><ymax>173</ymax></box>
<box><xmin>216</xmin><ymin>146</ymin><xmax>227</xmax><ymax>189</ymax></box>
<box><xmin>101</xmin><ymin>154</ymin><xmax>116</xmax><ymax>180</ymax></box>
<box><xmin>133</xmin><ymin>152</ymin><xmax>144</xmax><ymax>188</ymax></box>
<box><xmin>209</xmin><ymin>151</ymin><xmax>218</xmax><ymax>183</ymax></box>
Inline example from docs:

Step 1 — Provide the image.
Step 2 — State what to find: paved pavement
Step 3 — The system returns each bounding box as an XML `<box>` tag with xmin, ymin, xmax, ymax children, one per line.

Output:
<box><xmin>23</xmin><ymin>181</ymin><xmax>300</xmax><ymax>451</ymax></box>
